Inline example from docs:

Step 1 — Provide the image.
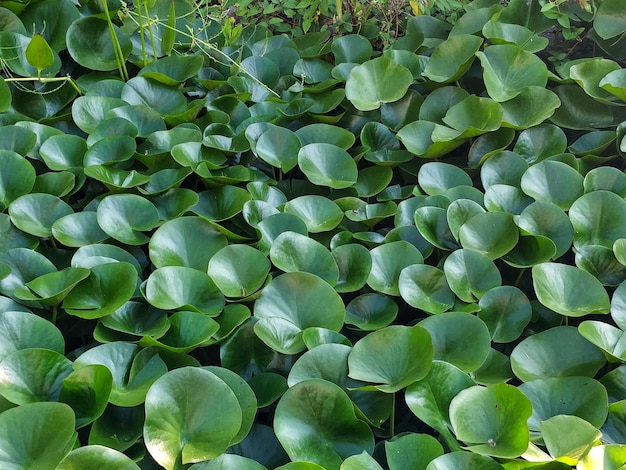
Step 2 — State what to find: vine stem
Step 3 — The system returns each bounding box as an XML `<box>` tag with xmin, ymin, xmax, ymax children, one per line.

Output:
<box><xmin>3</xmin><ymin>76</ymin><xmax>82</xmax><ymax>95</ymax></box>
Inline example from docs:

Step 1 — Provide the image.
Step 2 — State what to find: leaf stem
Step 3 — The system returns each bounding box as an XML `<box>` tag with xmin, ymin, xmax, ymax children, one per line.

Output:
<box><xmin>52</xmin><ymin>305</ymin><xmax>58</xmax><ymax>325</ymax></box>
<box><xmin>102</xmin><ymin>0</ymin><xmax>129</xmax><ymax>81</ymax></box>
<box><xmin>390</xmin><ymin>391</ymin><xmax>396</xmax><ymax>438</ymax></box>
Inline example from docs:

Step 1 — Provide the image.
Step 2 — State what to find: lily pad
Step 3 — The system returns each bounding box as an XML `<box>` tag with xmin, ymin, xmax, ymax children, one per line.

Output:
<box><xmin>208</xmin><ymin>245</ymin><xmax>270</xmax><ymax>298</ymax></box>
<box><xmin>449</xmin><ymin>383</ymin><xmax>532</xmax><ymax>458</ymax></box>
<box><xmin>144</xmin><ymin>367</ymin><xmax>243</xmax><ymax>469</ymax></box>
<box><xmin>253</xmin><ymin>272</ymin><xmax>345</xmax><ymax>355</ymax></box>
<box><xmin>348</xmin><ymin>325</ymin><xmax>434</xmax><ymax>393</ymax></box>
<box><xmin>270</xmin><ymin>231</ymin><xmax>339</xmax><ymax>285</ymax></box>
<box><xmin>144</xmin><ymin>266</ymin><xmax>225</xmax><ymax>315</ymax></box>
<box><xmin>510</xmin><ymin>326</ymin><xmax>606</xmax><ymax>381</ymax></box>
<box><xmin>298</xmin><ymin>143</ymin><xmax>358</xmax><ymax>189</ymax></box>
<box><xmin>532</xmin><ymin>262</ymin><xmax>610</xmax><ymax>317</ymax></box>
<box><xmin>274</xmin><ymin>379</ymin><xmax>374</xmax><ymax>470</ymax></box>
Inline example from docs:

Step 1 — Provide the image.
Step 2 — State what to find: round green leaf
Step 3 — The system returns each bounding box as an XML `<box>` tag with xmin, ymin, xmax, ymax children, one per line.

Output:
<box><xmin>144</xmin><ymin>367</ymin><xmax>243</xmax><ymax>469</ymax></box>
<box><xmin>57</xmin><ymin>445</ymin><xmax>140</xmax><ymax>470</ymax></box>
<box><xmin>270</xmin><ymin>231</ymin><xmax>339</xmax><ymax>285</ymax></box>
<box><xmin>283</xmin><ymin>195</ymin><xmax>344</xmax><ymax>233</ymax></box>
<box><xmin>540</xmin><ymin>415</ymin><xmax>601</xmax><ymax>466</ymax></box>
<box><xmin>578</xmin><ymin>444</ymin><xmax>626</xmax><ymax>470</ymax></box>
<box><xmin>418</xmin><ymin>162</ymin><xmax>472</xmax><ymax>196</ymax></box>
<box><xmin>584</xmin><ymin>167</ymin><xmax>626</xmax><ymax>195</ymax></box>
<box><xmin>443</xmin><ymin>249</ymin><xmax>502</xmax><ymax>302</ymax></box>
<box><xmin>332</xmin><ymin>243</ymin><xmax>373</xmax><ymax>293</ymax></box>
<box><xmin>405</xmin><ymin>361</ymin><xmax>475</xmax><ymax>448</ymax></box>
<box><xmin>0</xmin><ymin>402</ymin><xmax>75</xmax><ymax>469</ymax></box>
<box><xmin>423</xmin><ymin>34</ymin><xmax>483</xmax><ymax>83</ymax></box>
<box><xmin>480</xmin><ymin>151</ymin><xmax>528</xmax><ymax>189</ymax></box>
<box><xmin>192</xmin><ymin>186</ymin><xmax>251</xmax><ymax>222</ymax></box>
<box><xmin>517</xmin><ymin>201</ymin><xmax>573</xmax><ymax>259</ymax></box>
<box><xmin>348</xmin><ymin>325</ymin><xmax>434</xmax><ymax>393</ymax></box>
<box><xmin>476</xmin><ymin>44</ymin><xmax>548</xmax><ymax>102</ymax></box>
<box><xmin>63</xmin><ymin>262</ymin><xmax>138</xmax><ymax>319</ymax></box>
<box><xmin>295</xmin><ymin>123</ymin><xmax>356</xmax><ymax>149</ymax></box>
<box><xmin>274</xmin><ymin>379</ymin><xmax>374</xmax><ymax>469</ymax></box>
<box><xmin>208</xmin><ymin>245</ymin><xmax>270</xmax><ymax>297</ymax></box>
<box><xmin>0</xmin><ymin>310</ymin><xmax>64</xmax><ymax>362</ymax></box>
<box><xmin>121</xmin><ymin>76</ymin><xmax>186</xmax><ymax>116</ymax></box>
<box><xmin>0</xmin><ymin>248</ymin><xmax>56</xmax><ymax>300</ymax></box>
<box><xmin>332</xmin><ymin>34</ymin><xmax>372</xmax><ymax>64</ymax></box>
<box><xmin>59</xmin><ymin>364</ymin><xmax>113</xmax><ymax>429</ymax></box>
<box><xmin>459</xmin><ymin>212</ymin><xmax>519</xmax><ymax>260</ymax></box>
<box><xmin>189</xmin><ymin>454</ymin><xmax>268</xmax><ymax>470</ymax></box>
<box><xmin>149</xmin><ymin>216</ymin><xmax>227</xmax><ymax>271</ymax></box>
<box><xmin>345</xmin><ymin>293</ymin><xmax>398</xmax><ymax>331</ymax></box>
<box><xmin>419</xmin><ymin>312</ymin><xmax>490</xmax><ymax>373</ymax></box>
<box><xmin>449</xmin><ymin>383</ymin><xmax>532</xmax><ymax>458</ymax></box>
<box><xmin>426</xmin><ymin>451</ymin><xmax>503</xmax><ymax>470</ymax></box>
<box><xmin>345</xmin><ymin>57</ymin><xmax>414</xmax><ymax>111</ymax></box>
<box><xmin>71</xmin><ymin>243</ymin><xmax>142</xmax><ymax>274</ymax></box>
<box><xmin>576</xmin><ymin>244</ymin><xmax>626</xmax><ymax>286</ymax></box>
<box><xmin>144</xmin><ymin>266</ymin><xmax>225</xmax><ymax>315</ymax></box>
<box><xmin>141</xmin><ymin>311</ymin><xmax>219</xmax><ymax>353</ymax></box>
<box><xmin>532</xmin><ymin>262</ymin><xmax>610</xmax><ymax>317</ymax></box>
<box><xmin>15</xmin><ymin>266</ymin><xmax>90</xmax><ymax>305</ymax></box>
<box><xmin>0</xmin><ymin>150</ymin><xmax>36</xmax><ymax>211</ymax></box>
<box><xmin>287</xmin><ymin>343</ymin><xmax>351</xmax><ymax>388</ymax></box>
<box><xmin>477</xmin><ymin>286</ymin><xmax>532</xmax><ymax>343</ymax></box>
<box><xmin>521</xmin><ymin>160</ymin><xmax>584</xmax><ymax>210</ymax></box>
<box><xmin>499</xmin><ymin>86</ymin><xmax>561</xmax><ymax>130</ymax></box>
<box><xmin>84</xmin><ymin>134</ymin><xmax>136</xmax><ymax>167</ymax></box>
<box><xmin>367</xmin><ymin>241</ymin><xmax>424</xmax><ymax>296</ymax></box>
<box><xmin>399</xmin><ymin>264</ymin><xmax>455</xmax><ymax>315</ymax></box>
<box><xmin>255</xmin><ymin>127</ymin><xmax>301</xmax><ymax>172</ymax></box>
<box><xmin>52</xmin><ymin>212</ymin><xmax>109</xmax><ymax>247</ymax></box>
<box><xmin>253</xmin><ymin>272</ymin><xmax>345</xmax><ymax>354</ymax></box>
<box><xmin>75</xmin><ymin>342</ymin><xmax>167</xmax><ymax>407</ymax></box>
<box><xmin>139</xmin><ymin>54</ymin><xmax>204</xmax><ymax>85</ymax></box>
<box><xmin>570</xmin><ymin>191</ymin><xmax>626</xmax><ymax>250</ymax></box>
<box><xmin>298</xmin><ymin>143</ymin><xmax>358</xmax><ymax>189</ymax></box>
<box><xmin>519</xmin><ymin>376</ymin><xmax>608</xmax><ymax>431</ymax></box>
<box><xmin>551</xmin><ymin>84</ymin><xmax>618</xmax><ymax>130</ymax></box>
<box><xmin>511</xmin><ymin>326</ymin><xmax>606</xmax><ymax>382</ymax></box>
<box><xmin>9</xmin><ymin>193</ymin><xmax>73</xmax><ymax>238</ymax></box>
<box><xmin>66</xmin><ymin>16</ymin><xmax>131</xmax><ymax>71</ymax></box>
<box><xmin>0</xmin><ymin>348</ymin><xmax>72</xmax><ymax>404</ymax></box>
<box><xmin>385</xmin><ymin>433</ymin><xmax>443</xmax><ymax>470</ymax></box>
<box><xmin>257</xmin><ymin>212</ymin><xmax>308</xmax><ymax>253</ymax></box>
<box><xmin>447</xmin><ymin>199</ymin><xmax>486</xmax><ymax>243</ymax></box>
<box><xmin>96</xmin><ymin>194</ymin><xmax>160</xmax><ymax>245</ymax></box>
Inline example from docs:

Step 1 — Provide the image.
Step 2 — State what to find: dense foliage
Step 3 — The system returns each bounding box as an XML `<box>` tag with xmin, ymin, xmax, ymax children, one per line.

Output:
<box><xmin>2</xmin><ymin>0</ymin><xmax>626</xmax><ymax>468</ymax></box>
